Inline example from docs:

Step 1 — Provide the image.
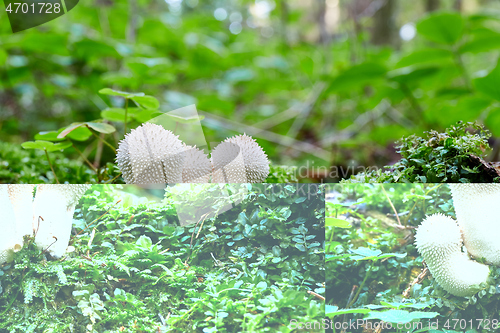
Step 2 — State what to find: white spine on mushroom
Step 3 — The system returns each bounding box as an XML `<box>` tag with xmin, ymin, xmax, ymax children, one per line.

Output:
<box><xmin>415</xmin><ymin>214</ymin><xmax>490</xmax><ymax>297</ymax></box>
<box><xmin>181</xmin><ymin>145</ymin><xmax>212</xmax><ymax>183</ymax></box>
<box><xmin>8</xmin><ymin>185</ymin><xmax>35</xmax><ymax>240</ymax></box>
<box><xmin>211</xmin><ymin>134</ymin><xmax>270</xmax><ymax>183</ymax></box>
<box><xmin>116</xmin><ymin>123</ymin><xmax>185</xmax><ymax>184</ymax></box>
<box><xmin>0</xmin><ymin>185</ymin><xmax>18</xmax><ymax>264</ymax></box>
<box><xmin>450</xmin><ymin>184</ymin><xmax>500</xmax><ymax>266</ymax></box>
<box><xmin>32</xmin><ymin>185</ymin><xmax>91</xmax><ymax>258</ymax></box>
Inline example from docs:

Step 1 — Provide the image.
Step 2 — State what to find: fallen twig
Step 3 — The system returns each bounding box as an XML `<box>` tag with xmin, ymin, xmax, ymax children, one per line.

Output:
<box><xmin>402</xmin><ymin>266</ymin><xmax>429</xmax><ymax>298</ymax></box>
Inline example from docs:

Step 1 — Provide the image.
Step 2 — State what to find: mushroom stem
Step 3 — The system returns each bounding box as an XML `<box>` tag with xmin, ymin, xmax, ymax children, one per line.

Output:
<box><xmin>450</xmin><ymin>184</ymin><xmax>500</xmax><ymax>266</ymax></box>
<box><xmin>33</xmin><ymin>185</ymin><xmax>91</xmax><ymax>258</ymax></box>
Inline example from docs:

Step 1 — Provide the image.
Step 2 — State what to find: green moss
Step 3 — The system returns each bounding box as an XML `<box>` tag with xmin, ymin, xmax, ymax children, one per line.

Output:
<box><xmin>344</xmin><ymin>122</ymin><xmax>498</xmax><ymax>183</ymax></box>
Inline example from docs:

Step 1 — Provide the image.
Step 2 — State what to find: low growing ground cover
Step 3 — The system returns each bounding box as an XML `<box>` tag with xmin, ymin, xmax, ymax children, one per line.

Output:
<box><xmin>0</xmin><ymin>184</ymin><xmax>324</xmax><ymax>332</ymax></box>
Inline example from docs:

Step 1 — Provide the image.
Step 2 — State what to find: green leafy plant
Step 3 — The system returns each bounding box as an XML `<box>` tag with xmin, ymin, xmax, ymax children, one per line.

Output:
<box><xmin>345</xmin><ymin>122</ymin><xmax>498</xmax><ymax>183</ymax></box>
<box><xmin>0</xmin><ymin>184</ymin><xmax>325</xmax><ymax>332</ymax></box>
<box><xmin>326</xmin><ymin>184</ymin><xmax>500</xmax><ymax>333</ymax></box>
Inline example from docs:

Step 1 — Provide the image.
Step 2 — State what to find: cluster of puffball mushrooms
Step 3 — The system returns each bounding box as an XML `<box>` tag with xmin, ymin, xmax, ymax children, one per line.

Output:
<box><xmin>0</xmin><ymin>185</ymin><xmax>91</xmax><ymax>264</ymax></box>
<box><xmin>116</xmin><ymin>123</ymin><xmax>270</xmax><ymax>184</ymax></box>
<box><xmin>415</xmin><ymin>184</ymin><xmax>500</xmax><ymax>297</ymax></box>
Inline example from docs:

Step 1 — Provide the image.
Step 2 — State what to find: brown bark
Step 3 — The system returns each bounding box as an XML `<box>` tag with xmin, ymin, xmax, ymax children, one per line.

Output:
<box><xmin>371</xmin><ymin>0</ymin><xmax>396</xmax><ymax>46</ymax></box>
<box><xmin>426</xmin><ymin>0</ymin><xmax>440</xmax><ymax>12</ymax></box>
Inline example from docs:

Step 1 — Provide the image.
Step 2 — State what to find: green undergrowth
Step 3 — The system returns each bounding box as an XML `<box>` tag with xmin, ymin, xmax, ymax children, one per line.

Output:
<box><xmin>345</xmin><ymin>122</ymin><xmax>499</xmax><ymax>183</ymax></box>
<box><xmin>0</xmin><ymin>184</ymin><xmax>324</xmax><ymax>332</ymax></box>
<box><xmin>0</xmin><ymin>141</ymin><xmax>119</xmax><ymax>184</ymax></box>
<box><xmin>0</xmin><ymin>141</ymin><xmax>297</xmax><ymax>184</ymax></box>
<box><xmin>326</xmin><ymin>184</ymin><xmax>500</xmax><ymax>333</ymax></box>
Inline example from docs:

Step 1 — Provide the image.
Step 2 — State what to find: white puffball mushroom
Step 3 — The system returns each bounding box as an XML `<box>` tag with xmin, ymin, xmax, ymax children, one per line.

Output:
<box><xmin>181</xmin><ymin>145</ymin><xmax>212</xmax><ymax>183</ymax></box>
<box><xmin>116</xmin><ymin>123</ymin><xmax>185</xmax><ymax>184</ymax></box>
<box><xmin>0</xmin><ymin>185</ymin><xmax>19</xmax><ymax>264</ymax></box>
<box><xmin>8</xmin><ymin>184</ymin><xmax>35</xmax><ymax>239</ymax></box>
<box><xmin>449</xmin><ymin>184</ymin><xmax>500</xmax><ymax>266</ymax></box>
<box><xmin>415</xmin><ymin>213</ymin><xmax>490</xmax><ymax>297</ymax></box>
<box><xmin>211</xmin><ymin>134</ymin><xmax>270</xmax><ymax>183</ymax></box>
<box><xmin>32</xmin><ymin>184</ymin><xmax>91</xmax><ymax>258</ymax></box>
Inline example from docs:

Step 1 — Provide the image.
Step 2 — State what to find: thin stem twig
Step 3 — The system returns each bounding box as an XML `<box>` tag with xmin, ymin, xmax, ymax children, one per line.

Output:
<box><xmin>105</xmin><ymin>172</ymin><xmax>122</xmax><ymax>184</ymax></box>
<box><xmin>347</xmin><ymin>264</ymin><xmax>372</xmax><ymax>308</ymax></box>
<box><xmin>72</xmin><ymin>199</ymin><xmax>122</xmax><ymax>239</ymax></box>
<box><xmin>71</xmin><ymin>142</ymin><xmax>98</xmax><ymax>173</ymax></box>
<box><xmin>400</xmin><ymin>83</ymin><xmax>423</xmax><ymax>120</ymax></box>
<box><xmin>198</xmin><ymin>110</ymin><xmax>331</xmax><ymax>160</ymax></box>
<box><xmin>402</xmin><ymin>267</ymin><xmax>429</xmax><ymax>298</ymax></box>
<box><xmin>44</xmin><ymin>150</ymin><xmax>60</xmax><ymax>184</ymax></box>
<box><xmin>91</xmin><ymin>131</ymin><xmax>116</xmax><ymax>153</ymax></box>
<box><xmin>381</xmin><ymin>185</ymin><xmax>401</xmax><ymax>226</ymax></box>
<box><xmin>307</xmin><ymin>290</ymin><xmax>325</xmax><ymax>301</ymax></box>
<box><xmin>453</xmin><ymin>51</ymin><xmax>471</xmax><ymax>90</ymax></box>
<box><xmin>124</xmin><ymin>98</ymin><xmax>129</xmax><ymax>136</ymax></box>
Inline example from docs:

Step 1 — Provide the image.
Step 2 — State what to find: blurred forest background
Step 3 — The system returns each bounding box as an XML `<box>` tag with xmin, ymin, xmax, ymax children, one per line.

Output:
<box><xmin>1</xmin><ymin>0</ymin><xmax>500</xmax><ymax>181</ymax></box>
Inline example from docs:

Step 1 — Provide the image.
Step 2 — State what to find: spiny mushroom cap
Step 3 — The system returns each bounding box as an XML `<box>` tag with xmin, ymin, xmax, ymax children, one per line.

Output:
<box><xmin>181</xmin><ymin>145</ymin><xmax>211</xmax><ymax>183</ymax></box>
<box><xmin>33</xmin><ymin>185</ymin><xmax>91</xmax><ymax>258</ymax></box>
<box><xmin>8</xmin><ymin>185</ymin><xmax>35</xmax><ymax>238</ymax></box>
<box><xmin>415</xmin><ymin>213</ymin><xmax>490</xmax><ymax>297</ymax></box>
<box><xmin>0</xmin><ymin>185</ymin><xmax>18</xmax><ymax>264</ymax></box>
<box><xmin>116</xmin><ymin>123</ymin><xmax>185</xmax><ymax>184</ymax></box>
<box><xmin>449</xmin><ymin>184</ymin><xmax>500</xmax><ymax>266</ymax></box>
<box><xmin>211</xmin><ymin>134</ymin><xmax>269</xmax><ymax>183</ymax></box>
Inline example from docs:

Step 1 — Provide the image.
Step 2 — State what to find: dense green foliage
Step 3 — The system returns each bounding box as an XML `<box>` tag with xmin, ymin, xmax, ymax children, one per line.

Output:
<box><xmin>0</xmin><ymin>141</ymin><xmax>120</xmax><ymax>184</ymax></box>
<box><xmin>0</xmin><ymin>184</ymin><xmax>324</xmax><ymax>332</ymax></box>
<box><xmin>326</xmin><ymin>184</ymin><xmax>500</xmax><ymax>333</ymax></box>
<box><xmin>1</xmin><ymin>3</ymin><xmax>500</xmax><ymax>181</ymax></box>
<box><xmin>345</xmin><ymin>122</ymin><xmax>499</xmax><ymax>183</ymax></box>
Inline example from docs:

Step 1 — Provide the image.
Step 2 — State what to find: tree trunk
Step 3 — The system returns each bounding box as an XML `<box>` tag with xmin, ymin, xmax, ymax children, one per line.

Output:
<box><xmin>426</xmin><ymin>0</ymin><xmax>440</xmax><ymax>12</ymax></box>
<box><xmin>371</xmin><ymin>0</ymin><xmax>396</xmax><ymax>46</ymax></box>
<box><xmin>317</xmin><ymin>0</ymin><xmax>329</xmax><ymax>43</ymax></box>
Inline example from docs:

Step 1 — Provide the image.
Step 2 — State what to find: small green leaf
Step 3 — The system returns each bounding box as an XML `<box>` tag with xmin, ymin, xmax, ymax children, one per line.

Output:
<box><xmin>98</xmin><ymin>88</ymin><xmax>145</xmax><ymax>98</ymax></box>
<box><xmin>295</xmin><ymin>243</ymin><xmax>306</xmax><ymax>251</ymax></box>
<box><xmin>134</xmin><ymin>110</ymin><xmax>163</xmax><ymax>123</ymax></box>
<box><xmin>460</xmin><ymin>34</ymin><xmax>500</xmax><ymax>54</ymax></box>
<box><xmin>136</xmin><ymin>235</ymin><xmax>153</xmax><ymax>249</ymax></box>
<box><xmin>34</xmin><ymin>131</ymin><xmax>65</xmax><ymax>142</ymax></box>
<box><xmin>388</xmin><ymin>66</ymin><xmax>440</xmax><ymax>84</ymax></box>
<box><xmin>0</xmin><ymin>49</ymin><xmax>7</xmax><ymax>66</ymax></box>
<box><xmin>67</xmin><ymin>127</ymin><xmax>93</xmax><ymax>141</ymax></box>
<box><xmin>163</xmin><ymin>113</ymin><xmax>205</xmax><ymax>124</ymax></box>
<box><xmin>474</xmin><ymin>60</ymin><xmax>500</xmax><ymax>101</ymax></box>
<box><xmin>325</xmin><ymin>306</ymin><xmax>370</xmax><ymax>317</ymax></box>
<box><xmin>485</xmin><ymin>109</ymin><xmax>500</xmax><ymax>137</ymax></box>
<box><xmin>58</xmin><ymin>123</ymin><xmax>85</xmax><ymax>138</ymax></box>
<box><xmin>130</xmin><ymin>95</ymin><xmax>160</xmax><ymax>110</ymax></box>
<box><xmin>101</xmin><ymin>108</ymin><xmax>128</xmax><ymax>122</ymax></box>
<box><xmin>325</xmin><ymin>217</ymin><xmax>351</xmax><ymax>228</ymax></box>
<box><xmin>58</xmin><ymin>122</ymin><xmax>115</xmax><ymax>138</ymax></box>
<box><xmin>86</xmin><ymin>122</ymin><xmax>116</xmax><ymax>134</ymax></box>
<box><xmin>396</xmin><ymin>48</ymin><xmax>453</xmax><ymax>68</ymax></box>
<box><xmin>365</xmin><ymin>309</ymin><xmax>439</xmax><ymax>324</ymax></box>
<box><xmin>417</xmin><ymin>11</ymin><xmax>464</xmax><ymax>44</ymax></box>
<box><xmin>21</xmin><ymin>140</ymin><xmax>72</xmax><ymax>152</ymax></box>
<box><xmin>329</xmin><ymin>62</ymin><xmax>387</xmax><ymax>91</ymax></box>
<box><xmin>294</xmin><ymin>197</ymin><xmax>306</xmax><ymax>203</ymax></box>
<box><xmin>255</xmin><ymin>281</ymin><xmax>267</xmax><ymax>290</ymax></box>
